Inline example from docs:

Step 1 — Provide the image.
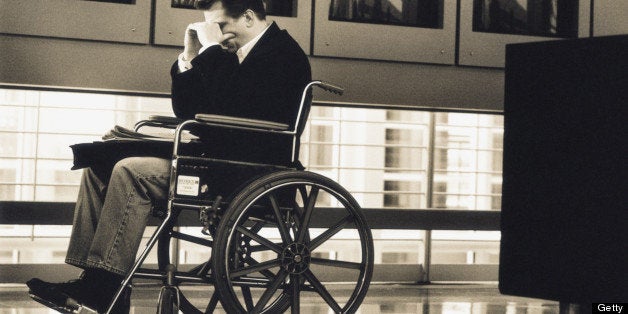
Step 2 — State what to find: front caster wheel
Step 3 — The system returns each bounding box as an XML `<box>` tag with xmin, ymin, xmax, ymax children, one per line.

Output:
<box><xmin>157</xmin><ymin>287</ymin><xmax>179</xmax><ymax>314</ymax></box>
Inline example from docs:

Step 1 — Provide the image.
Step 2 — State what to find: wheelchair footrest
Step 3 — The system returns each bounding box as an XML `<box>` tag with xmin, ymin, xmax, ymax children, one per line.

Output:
<box><xmin>66</xmin><ymin>300</ymin><xmax>99</xmax><ymax>314</ymax></box>
<box><xmin>29</xmin><ymin>293</ymin><xmax>98</xmax><ymax>314</ymax></box>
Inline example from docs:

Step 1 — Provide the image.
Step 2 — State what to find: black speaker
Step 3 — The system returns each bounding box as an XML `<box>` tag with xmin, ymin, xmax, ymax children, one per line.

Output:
<box><xmin>500</xmin><ymin>35</ymin><xmax>628</xmax><ymax>303</ymax></box>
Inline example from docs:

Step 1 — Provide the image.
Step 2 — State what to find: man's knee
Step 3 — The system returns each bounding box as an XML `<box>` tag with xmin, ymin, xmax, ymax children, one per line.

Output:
<box><xmin>113</xmin><ymin>157</ymin><xmax>143</xmax><ymax>170</ymax></box>
<box><xmin>112</xmin><ymin>157</ymin><xmax>170</xmax><ymax>179</ymax></box>
<box><xmin>112</xmin><ymin>157</ymin><xmax>140</xmax><ymax>178</ymax></box>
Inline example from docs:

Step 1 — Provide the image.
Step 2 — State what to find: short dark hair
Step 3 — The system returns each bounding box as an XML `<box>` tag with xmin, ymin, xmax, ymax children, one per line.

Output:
<box><xmin>194</xmin><ymin>0</ymin><xmax>266</xmax><ymax>19</ymax></box>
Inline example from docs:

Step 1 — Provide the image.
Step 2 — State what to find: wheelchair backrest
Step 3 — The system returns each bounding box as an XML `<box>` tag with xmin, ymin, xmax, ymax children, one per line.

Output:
<box><xmin>290</xmin><ymin>81</ymin><xmax>344</xmax><ymax>165</ymax></box>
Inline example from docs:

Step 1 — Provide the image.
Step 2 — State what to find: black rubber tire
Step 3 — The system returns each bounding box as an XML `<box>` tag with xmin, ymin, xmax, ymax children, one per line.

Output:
<box><xmin>212</xmin><ymin>170</ymin><xmax>374</xmax><ymax>314</ymax></box>
<box><xmin>157</xmin><ymin>287</ymin><xmax>179</xmax><ymax>314</ymax></box>
<box><xmin>157</xmin><ymin>229</ymin><xmax>207</xmax><ymax>314</ymax></box>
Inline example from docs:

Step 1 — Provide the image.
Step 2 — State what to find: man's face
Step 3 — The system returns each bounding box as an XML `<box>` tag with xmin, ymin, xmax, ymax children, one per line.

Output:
<box><xmin>204</xmin><ymin>1</ymin><xmax>246</xmax><ymax>52</ymax></box>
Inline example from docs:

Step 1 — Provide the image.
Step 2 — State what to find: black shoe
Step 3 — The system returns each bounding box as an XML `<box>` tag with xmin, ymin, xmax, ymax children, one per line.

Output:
<box><xmin>27</xmin><ymin>270</ymin><xmax>131</xmax><ymax>313</ymax></box>
<box><xmin>27</xmin><ymin>276</ymin><xmax>89</xmax><ymax>311</ymax></box>
<box><xmin>79</xmin><ymin>269</ymin><xmax>130</xmax><ymax>313</ymax></box>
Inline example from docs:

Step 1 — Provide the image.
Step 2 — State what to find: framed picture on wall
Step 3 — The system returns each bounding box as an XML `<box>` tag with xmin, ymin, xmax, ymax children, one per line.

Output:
<box><xmin>82</xmin><ymin>0</ymin><xmax>136</xmax><ymax>3</ymax></box>
<box><xmin>313</xmin><ymin>0</ymin><xmax>457</xmax><ymax>64</ymax></box>
<box><xmin>169</xmin><ymin>0</ymin><xmax>297</xmax><ymax>16</ymax></box>
<box><xmin>171</xmin><ymin>0</ymin><xmax>196</xmax><ymax>9</ymax></box>
<box><xmin>154</xmin><ymin>0</ymin><xmax>310</xmax><ymax>53</ymax></box>
<box><xmin>459</xmin><ymin>0</ymin><xmax>591</xmax><ymax>68</ymax></box>
<box><xmin>0</xmin><ymin>0</ymin><xmax>151</xmax><ymax>43</ymax></box>
<box><xmin>328</xmin><ymin>0</ymin><xmax>443</xmax><ymax>28</ymax></box>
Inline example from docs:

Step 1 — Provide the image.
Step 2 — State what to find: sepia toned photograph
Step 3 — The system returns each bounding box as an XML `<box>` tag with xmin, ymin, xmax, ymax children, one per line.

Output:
<box><xmin>329</xmin><ymin>0</ymin><xmax>443</xmax><ymax>29</ymax></box>
<box><xmin>172</xmin><ymin>0</ymin><xmax>297</xmax><ymax>17</ymax></box>
<box><xmin>83</xmin><ymin>0</ymin><xmax>135</xmax><ymax>4</ymax></box>
<box><xmin>2</xmin><ymin>0</ymin><xmax>626</xmax><ymax>313</ymax></box>
<box><xmin>472</xmin><ymin>0</ymin><xmax>578</xmax><ymax>38</ymax></box>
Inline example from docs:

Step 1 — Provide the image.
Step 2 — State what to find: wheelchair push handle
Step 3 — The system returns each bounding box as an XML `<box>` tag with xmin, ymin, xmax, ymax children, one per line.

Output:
<box><xmin>148</xmin><ymin>115</ymin><xmax>184</xmax><ymax>125</ymax></box>
<box><xmin>314</xmin><ymin>81</ymin><xmax>344</xmax><ymax>95</ymax></box>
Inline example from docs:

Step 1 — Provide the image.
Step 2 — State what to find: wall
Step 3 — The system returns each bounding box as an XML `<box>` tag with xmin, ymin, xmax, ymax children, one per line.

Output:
<box><xmin>1</xmin><ymin>1</ymin><xmax>625</xmax><ymax>112</ymax></box>
<box><xmin>0</xmin><ymin>34</ymin><xmax>504</xmax><ymax>111</ymax></box>
<box><xmin>594</xmin><ymin>1</ymin><xmax>628</xmax><ymax>36</ymax></box>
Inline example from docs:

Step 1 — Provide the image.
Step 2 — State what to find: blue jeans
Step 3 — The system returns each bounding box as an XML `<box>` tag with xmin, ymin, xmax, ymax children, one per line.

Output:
<box><xmin>65</xmin><ymin>157</ymin><xmax>171</xmax><ymax>276</ymax></box>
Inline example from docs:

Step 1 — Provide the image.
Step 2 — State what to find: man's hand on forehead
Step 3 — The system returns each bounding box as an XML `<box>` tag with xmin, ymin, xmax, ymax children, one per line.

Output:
<box><xmin>188</xmin><ymin>22</ymin><xmax>235</xmax><ymax>49</ymax></box>
<box><xmin>203</xmin><ymin>10</ymin><xmax>222</xmax><ymax>23</ymax></box>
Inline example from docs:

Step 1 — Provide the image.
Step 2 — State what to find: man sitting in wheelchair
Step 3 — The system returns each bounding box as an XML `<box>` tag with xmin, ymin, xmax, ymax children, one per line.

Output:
<box><xmin>26</xmin><ymin>0</ymin><xmax>311</xmax><ymax>312</ymax></box>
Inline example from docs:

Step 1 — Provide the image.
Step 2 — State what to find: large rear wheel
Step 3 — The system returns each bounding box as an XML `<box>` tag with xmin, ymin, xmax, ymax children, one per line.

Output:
<box><xmin>212</xmin><ymin>170</ymin><xmax>374</xmax><ymax>313</ymax></box>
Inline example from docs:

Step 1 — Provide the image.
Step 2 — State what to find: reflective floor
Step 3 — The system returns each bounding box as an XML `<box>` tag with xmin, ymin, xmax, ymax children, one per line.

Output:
<box><xmin>1</xmin><ymin>283</ymin><xmax>559</xmax><ymax>313</ymax></box>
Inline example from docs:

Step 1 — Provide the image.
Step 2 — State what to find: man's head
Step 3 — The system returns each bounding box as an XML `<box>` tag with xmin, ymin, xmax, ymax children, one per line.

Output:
<box><xmin>194</xmin><ymin>0</ymin><xmax>268</xmax><ymax>51</ymax></box>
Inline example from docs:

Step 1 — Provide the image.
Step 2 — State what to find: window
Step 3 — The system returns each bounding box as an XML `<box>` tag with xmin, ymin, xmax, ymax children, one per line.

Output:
<box><xmin>0</xmin><ymin>88</ymin><xmax>503</xmax><ymax>274</ymax></box>
<box><xmin>384</xmin><ymin>180</ymin><xmax>422</xmax><ymax>208</ymax></box>
<box><xmin>385</xmin><ymin>129</ymin><xmax>424</xmax><ymax>169</ymax></box>
<box><xmin>301</xmin><ymin>107</ymin><xmax>431</xmax><ymax>209</ymax></box>
<box><xmin>0</xmin><ymin>89</ymin><xmax>171</xmax><ymax>201</ymax></box>
<box><xmin>432</xmin><ymin>113</ymin><xmax>503</xmax><ymax>210</ymax></box>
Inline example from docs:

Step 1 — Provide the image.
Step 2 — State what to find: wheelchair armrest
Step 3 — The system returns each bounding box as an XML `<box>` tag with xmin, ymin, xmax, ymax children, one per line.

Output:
<box><xmin>134</xmin><ymin>115</ymin><xmax>184</xmax><ymax>131</ymax></box>
<box><xmin>149</xmin><ymin>115</ymin><xmax>184</xmax><ymax>125</ymax></box>
<box><xmin>194</xmin><ymin>114</ymin><xmax>290</xmax><ymax>131</ymax></box>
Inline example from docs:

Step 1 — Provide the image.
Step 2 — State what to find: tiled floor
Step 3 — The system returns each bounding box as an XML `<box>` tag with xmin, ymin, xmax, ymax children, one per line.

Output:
<box><xmin>0</xmin><ymin>283</ymin><xmax>560</xmax><ymax>313</ymax></box>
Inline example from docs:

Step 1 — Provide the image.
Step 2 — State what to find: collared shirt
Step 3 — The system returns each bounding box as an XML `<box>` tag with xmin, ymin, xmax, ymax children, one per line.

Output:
<box><xmin>177</xmin><ymin>23</ymin><xmax>271</xmax><ymax>72</ymax></box>
<box><xmin>235</xmin><ymin>23</ymin><xmax>270</xmax><ymax>64</ymax></box>
<box><xmin>177</xmin><ymin>44</ymin><xmax>216</xmax><ymax>72</ymax></box>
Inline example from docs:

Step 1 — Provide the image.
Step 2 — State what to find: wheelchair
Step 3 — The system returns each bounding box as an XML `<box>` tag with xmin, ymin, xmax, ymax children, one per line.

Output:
<box><xmin>101</xmin><ymin>81</ymin><xmax>374</xmax><ymax>314</ymax></box>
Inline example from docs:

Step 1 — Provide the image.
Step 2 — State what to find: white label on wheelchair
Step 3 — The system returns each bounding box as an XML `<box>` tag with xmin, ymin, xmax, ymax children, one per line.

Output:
<box><xmin>176</xmin><ymin>175</ymin><xmax>200</xmax><ymax>196</ymax></box>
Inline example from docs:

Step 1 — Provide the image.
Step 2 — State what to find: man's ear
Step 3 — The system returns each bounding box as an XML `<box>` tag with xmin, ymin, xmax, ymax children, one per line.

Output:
<box><xmin>243</xmin><ymin>9</ymin><xmax>255</xmax><ymax>27</ymax></box>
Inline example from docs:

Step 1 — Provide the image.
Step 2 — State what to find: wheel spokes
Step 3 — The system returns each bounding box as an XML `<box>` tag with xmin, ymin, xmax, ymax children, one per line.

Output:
<box><xmin>290</xmin><ymin>274</ymin><xmax>300</xmax><ymax>314</ymax></box>
<box><xmin>230</xmin><ymin>259</ymin><xmax>282</xmax><ymax>278</ymax></box>
<box><xmin>241</xmin><ymin>286</ymin><xmax>254</xmax><ymax>311</ymax></box>
<box><xmin>253</xmin><ymin>268</ymin><xmax>289</xmax><ymax>312</ymax></box>
<box><xmin>205</xmin><ymin>290</ymin><xmax>219</xmax><ymax>313</ymax></box>
<box><xmin>248</xmin><ymin>244</ymin><xmax>273</xmax><ymax>253</ymax></box>
<box><xmin>303</xmin><ymin>269</ymin><xmax>343</xmax><ymax>313</ymax></box>
<box><xmin>296</xmin><ymin>186</ymin><xmax>319</xmax><ymax>244</ymax></box>
<box><xmin>217</xmin><ymin>176</ymin><xmax>372</xmax><ymax>314</ymax></box>
<box><xmin>236</xmin><ymin>226</ymin><xmax>282</xmax><ymax>254</ymax></box>
<box><xmin>244</xmin><ymin>257</ymin><xmax>277</xmax><ymax>278</ymax></box>
<box><xmin>249</xmin><ymin>220</ymin><xmax>265</xmax><ymax>234</ymax></box>
<box><xmin>310</xmin><ymin>215</ymin><xmax>354</xmax><ymax>250</ymax></box>
<box><xmin>268</xmin><ymin>193</ymin><xmax>292</xmax><ymax>244</ymax></box>
<box><xmin>310</xmin><ymin>257</ymin><xmax>363</xmax><ymax>270</ymax></box>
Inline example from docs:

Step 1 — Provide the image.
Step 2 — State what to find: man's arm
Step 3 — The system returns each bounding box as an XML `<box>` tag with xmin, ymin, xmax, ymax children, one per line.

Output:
<box><xmin>170</xmin><ymin>21</ymin><xmax>237</xmax><ymax>119</ymax></box>
<box><xmin>227</xmin><ymin>33</ymin><xmax>312</xmax><ymax>127</ymax></box>
<box><xmin>171</xmin><ymin>46</ymin><xmax>237</xmax><ymax>119</ymax></box>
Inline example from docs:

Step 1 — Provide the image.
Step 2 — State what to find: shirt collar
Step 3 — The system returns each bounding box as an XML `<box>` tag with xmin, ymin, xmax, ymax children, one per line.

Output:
<box><xmin>236</xmin><ymin>23</ymin><xmax>271</xmax><ymax>64</ymax></box>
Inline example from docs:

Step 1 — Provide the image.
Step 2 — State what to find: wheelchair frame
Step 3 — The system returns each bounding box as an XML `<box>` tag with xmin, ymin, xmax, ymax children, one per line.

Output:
<box><xmin>104</xmin><ymin>81</ymin><xmax>374</xmax><ymax>314</ymax></box>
